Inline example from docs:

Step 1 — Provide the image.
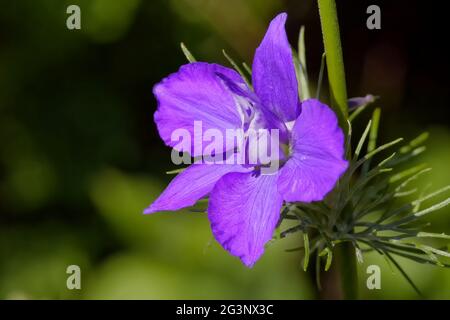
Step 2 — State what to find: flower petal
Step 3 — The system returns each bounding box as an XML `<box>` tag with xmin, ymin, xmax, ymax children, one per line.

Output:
<box><xmin>144</xmin><ymin>164</ymin><xmax>250</xmax><ymax>214</ymax></box>
<box><xmin>348</xmin><ymin>94</ymin><xmax>377</xmax><ymax>110</ymax></box>
<box><xmin>208</xmin><ymin>171</ymin><xmax>283</xmax><ymax>267</ymax></box>
<box><xmin>252</xmin><ymin>12</ymin><xmax>300</xmax><ymax>122</ymax></box>
<box><xmin>153</xmin><ymin>62</ymin><xmax>247</xmax><ymax>156</ymax></box>
<box><xmin>278</xmin><ymin>99</ymin><xmax>348</xmax><ymax>202</ymax></box>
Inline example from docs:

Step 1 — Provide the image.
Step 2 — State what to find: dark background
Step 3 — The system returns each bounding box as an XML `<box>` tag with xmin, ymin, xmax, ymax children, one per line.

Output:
<box><xmin>0</xmin><ymin>0</ymin><xmax>448</xmax><ymax>299</ymax></box>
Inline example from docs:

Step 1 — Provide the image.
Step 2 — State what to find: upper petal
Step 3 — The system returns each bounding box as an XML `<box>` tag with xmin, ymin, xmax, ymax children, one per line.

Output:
<box><xmin>144</xmin><ymin>163</ymin><xmax>250</xmax><ymax>214</ymax></box>
<box><xmin>278</xmin><ymin>99</ymin><xmax>348</xmax><ymax>202</ymax></box>
<box><xmin>153</xmin><ymin>62</ymin><xmax>248</xmax><ymax>156</ymax></box>
<box><xmin>216</xmin><ymin>71</ymin><xmax>289</xmax><ymax>145</ymax></box>
<box><xmin>252</xmin><ymin>12</ymin><xmax>300</xmax><ymax>122</ymax></box>
<box><xmin>208</xmin><ymin>171</ymin><xmax>283</xmax><ymax>267</ymax></box>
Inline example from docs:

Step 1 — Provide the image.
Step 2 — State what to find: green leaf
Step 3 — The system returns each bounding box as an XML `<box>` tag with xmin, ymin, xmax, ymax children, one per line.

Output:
<box><xmin>298</xmin><ymin>26</ymin><xmax>311</xmax><ymax>100</ymax></box>
<box><xmin>166</xmin><ymin>168</ymin><xmax>186</xmax><ymax>175</ymax></box>
<box><xmin>222</xmin><ymin>49</ymin><xmax>251</xmax><ymax>88</ymax></box>
<box><xmin>417</xmin><ymin>232</ymin><xmax>450</xmax><ymax>240</ymax></box>
<box><xmin>394</xmin><ymin>168</ymin><xmax>432</xmax><ymax>193</ymax></box>
<box><xmin>350</xmin><ymin>138</ymin><xmax>403</xmax><ymax>175</ymax></box>
<box><xmin>180</xmin><ymin>42</ymin><xmax>196</xmax><ymax>62</ymax></box>
<box><xmin>367</xmin><ymin>108</ymin><xmax>381</xmax><ymax>153</ymax></box>
<box><xmin>400</xmin><ymin>132</ymin><xmax>429</xmax><ymax>154</ymax></box>
<box><xmin>292</xmin><ymin>51</ymin><xmax>303</xmax><ymax>99</ymax></box>
<box><xmin>384</xmin><ymin>252</ymin><xmax>422</xmax><ymax>296</ymax></box>
<box><xmin>416</xmin><ymin>244</ymin><xmax>450</xmax><ymax>258</ymax></box>
<box><xmin>380</xmin><ymin>194</ymin><xmax>450</xmax><ymax>228</ymax></box>
<box><xmin>316</xmin><ymin>52</ymin><xmax>326</xmax><ymax>99</ymax></box>
<box><xmin>390</xmin><ymin>147</ymin><xmax>427</xmax><ymax>168</ymax></box>
<box><xmin>391</xmin><ymin>240</ymin><xmax>449</xmax><ymax>266</ymax></box>
<box><xmin>365</xmin><ymin>138</ymin><xmax>403</xmax><ymax>162</ymax></box>
<box><xmin>414</xmin><ymin>197</ymin><xmax>450</xmax><ymax>217</ymax></box>
<box><xmin>303</xmin><ymin>233</ymin><xmax>310</xmax><ymax>271</ymax></box>
<box><xmin>412</xmin><ymin>185</ymin><xmax>450</xmax><ymax>207</ymax></box>
<box><xmin>242</xmin><ymin>62</ymin><xmax>252</xmax><ymax>76</ymax></box>
<box><xmin>345</xmin><ymin>120</ymin><xmax>352</xmax><ymax>159</ymax></box>
<box><xmin>354</xmin><ymin>120</ymin><xmax>372</xmax><ymax>159</ymax></box>
<box><xmin>280</xmin><ymin>224</ymin><xmax>303</xmax><ymax>239</ymax></box>
<box><xmin>315</xmin><ymin>249</ymin><xmax>322</xmax><ymax>290</ymax></box>
<box><xmin>377</xmin><ymin>152</ymin><xmax>396</xmax><ymax>168</ymax></box>
<box><xmin>389</xmin><ymin>163</ymin><xmax>428</xmax><ymax>183</ymax></box>
<box><xmin>362</xmin><ymin>108</ymin><xmax>381</xmax><ymax>174</ymax></box>
<box><xmin>349</xmin><ymin>103</ymin><xmax>368</xmax><ymax>122</ymax></box>
<box><xmin>318</xmin><ymin>247</ymin><xmax>333</xmax><ymax>271</ymax></box>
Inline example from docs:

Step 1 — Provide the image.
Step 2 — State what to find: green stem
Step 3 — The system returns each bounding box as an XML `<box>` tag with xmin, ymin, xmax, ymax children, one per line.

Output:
<box><xmin>318</xmin><ymin>0</ymin><xmax>357</xmax><ymax>299</ymax></box>
<box><xmin>318</xmin><ymin>0</ymin><xmax>348</xmax><ymax>132</ymax></box>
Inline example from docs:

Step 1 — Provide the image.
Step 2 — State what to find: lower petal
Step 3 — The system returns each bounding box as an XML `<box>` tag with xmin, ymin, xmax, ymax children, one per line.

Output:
<box><xmin>144</xmin><ymin>164</ymin><xmax>250</xmax><ymax>214</ymax></box>
<box><xmin>208</xmin><ymin>171</ymin><xmax>283</xmax><ymax>267</ymax></box>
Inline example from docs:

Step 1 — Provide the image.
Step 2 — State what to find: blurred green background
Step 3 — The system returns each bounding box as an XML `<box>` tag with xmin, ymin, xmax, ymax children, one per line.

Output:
<box><xmin>0</xmin><ymin>0</ymin><xmax>448</xmax><ymax>299</ymax></box>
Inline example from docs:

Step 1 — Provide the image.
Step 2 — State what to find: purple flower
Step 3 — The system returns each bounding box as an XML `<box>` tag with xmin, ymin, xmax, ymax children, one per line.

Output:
<box><xmin>145</xmin><ymin>13</ymin><xmax>348</xmax><ymax>267</ymax></box>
